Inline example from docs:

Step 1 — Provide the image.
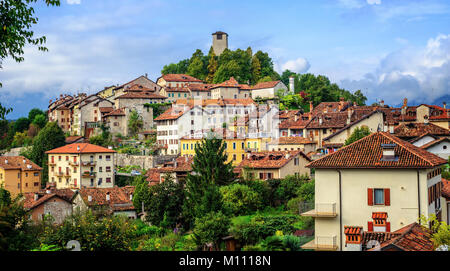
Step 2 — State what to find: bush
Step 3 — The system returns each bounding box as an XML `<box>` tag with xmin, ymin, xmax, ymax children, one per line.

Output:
<box><xmin>193</xmin><ymin>211</ymin><xmax>231</xmax><ymax>250</ymax></box>
<box><xmin>220</xmin><ymin>183</ymin><xmax>263</xmax><ymax>215</ymax></box>
<box><xmin>242</xmin><ymin>180</ymin><xmax>271</xmax><ymax>207</ymax></box>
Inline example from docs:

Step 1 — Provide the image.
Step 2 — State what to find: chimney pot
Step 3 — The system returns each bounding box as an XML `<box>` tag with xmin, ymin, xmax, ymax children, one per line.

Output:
<box><xmin>88</xmin><ymin>195</ymin><xmax>92</xmax><ymax>202</ymax></box>
<box><xmin>34</xmin><ymin>193</ymin><xmax>39</xmax><ymax>201</ymax></box>
<box><xmin>106</xmin><ymin>192</ymin><xmax>110</xmax><ymax>201</ymax></box>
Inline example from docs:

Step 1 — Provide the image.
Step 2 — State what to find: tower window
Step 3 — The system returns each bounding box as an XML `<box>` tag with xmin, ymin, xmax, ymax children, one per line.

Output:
<box><xmin>217</xmin><ymin>34</ymin><xmax>222</xmax><ymax>40</ymax></box>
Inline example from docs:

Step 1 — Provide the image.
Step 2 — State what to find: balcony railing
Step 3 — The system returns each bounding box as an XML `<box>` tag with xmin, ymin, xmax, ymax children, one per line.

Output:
<box><xmin>82</xmin><ymin>172</ymin><xmax>96</xmax><ymax>178</ymax></box>
<box><xmin>81</xmin><ymin>161</ymin><xmax>96</xmax><ymax>166</ymax></box>
<box><xmin>301</xmin><ymin>236</ymin><xmax>338</xmax><ymax>251</ymax></box>
<box><xmin>300</xmin><ymin>202</ymin><xmax>337</xmax><ymax>218</ymax></box>
<box><xmin>55</xmin><ymin>171</ymin><xmax>64</xmax><ymax>177</ymax></box>
<box><xmin>69</xmin><ymin>161</ymin><xmax>79</xmax><ymax>167</ymax></box>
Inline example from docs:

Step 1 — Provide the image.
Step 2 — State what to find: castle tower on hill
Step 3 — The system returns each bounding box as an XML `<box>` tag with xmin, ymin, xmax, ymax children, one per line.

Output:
<box><xmin>212</xmin><ymin>31</ymin><xmax>228</xmax><ymax>56</ymax></box>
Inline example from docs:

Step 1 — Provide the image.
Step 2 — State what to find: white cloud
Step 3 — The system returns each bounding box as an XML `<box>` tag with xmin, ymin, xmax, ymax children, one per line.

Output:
<box><xmin>367</xmin><ymin>0</ymin><xmax>381</xmax><ymax>5</ymax></box>
<box><xmin>340</xmin><ymin>34</ymin><xmax>450</xmax><ymax>105</ymax></box>
<box><xmin>281</xmin><ymin>58</ymin><xmax>311</xmax><ymax>73</ymax></box>
<box><xmin>67</xmin><ymin>0</ymin><xmax>81</xmax><ymax>4</ymax></box>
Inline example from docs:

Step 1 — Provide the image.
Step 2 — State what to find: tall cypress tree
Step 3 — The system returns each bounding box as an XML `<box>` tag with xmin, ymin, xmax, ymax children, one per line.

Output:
<box><xmin>182</xmin><ymin>134</ymin><xmax>235</xmax><ymax>229</ymax></box>
<box><xmin>206</xmin><ymin>47</ymin><xmax>218</xmax><ymax>84</ymax></box>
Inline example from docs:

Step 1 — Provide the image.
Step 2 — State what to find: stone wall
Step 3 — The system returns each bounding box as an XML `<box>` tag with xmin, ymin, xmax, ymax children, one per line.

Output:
<box><xmin>116</xmin><ymin>153</ymin><xmax>155</xmax><ymax>170</ymax></box>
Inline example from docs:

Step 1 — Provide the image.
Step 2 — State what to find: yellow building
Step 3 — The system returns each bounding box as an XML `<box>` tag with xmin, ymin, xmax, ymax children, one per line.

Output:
<box><xmin>302</xmin><ymin>132</ymin><xmax>447</xmax><ymax>251</ymax></box>
<box><xmin>46</xmin><ymin>143</ymin><xmax>116</xmax><ymax>190</ymax></box>
<box><xmin>179</xmin><ymin>129</ymin><xmax>269</xmax><ymax>166</ymax></box>
<box><xmin>0</xmin><ymin>156</ymin><xmax>42</xmax><ymax>197</ymax></box>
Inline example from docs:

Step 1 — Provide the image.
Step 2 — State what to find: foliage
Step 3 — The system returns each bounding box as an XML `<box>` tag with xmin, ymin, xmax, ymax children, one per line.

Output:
<box><xmin>420</xmin><ymin>215</ymin><xmax>450</xmax><ymax>249</ymax></box>
<box><xmin>39</xmin><ymin>210</ymin><xmax>135</xmax><ymax>251</ymax></box>
<box><xmin>182</xmin><ymin>136</ymin><xmax>234</xmax><ymax>228</ymax></box>
<box><xmin>128</xmin><ymin>110</ymin><xmax>143</xmax><ymax>137</ymax></box>
<box><xmin>269</xmin><ymin>175</ymin><xmax>310</xmax><ymax>206</ymax></box>
<box><xmin>192</xmin><ymin>211</ymin><xmax>231</xmax><ymax>250</ymax></box>
<box><xmin>13</xmin><ymin>117</ymin><xmax>30</xmax><ymax>133</ymax></box>
<box><xmin>0</xmin><ymin>104</ymin><xmax>12</xmax><ymax>120</ymax></box>
<box><xmin>230</xmin><ymin>214</ymin><xmax>300</xmax><ymax>245</ymax></box>
<box><xmin>29</xmin><ymin>122</ymin><xmax>65</xmax><ymax>186</ymax></box>
<box><xmin>241</xmin><ymin>180</ymin><xmax>271</xmax><ymax>207</ymax></box>
<box><xmin>0</xmin><ymin>189</ymin><xmax>38</xmax><ymax>251</ymax></box>
<box><xmin>0</xmin><ymin>119</ymin><xmax>14</xmax><ymax>150</ymax></box>
<box><xmin>11</xmin><ymin>131</ymin><xmax>31</xmax><ymax>147</ymax></box>
<box><xmin>133</xmin><ymin>174</ymin><xmax>184</xmax><ymax>229</ymax></box>
<box><xmin>220</xmin><ymin>183</ymin><xmax>263</xmax><ymax>216</ymax></box>
<box><xmin>143</xmin><ymin>102</ymin><xmax>171</xmax><ymax>119</ymax></box>
<box><xmin>344</xmin><ymin>126</ymin><xmax>372</xmax><ymax>146</ymax></box>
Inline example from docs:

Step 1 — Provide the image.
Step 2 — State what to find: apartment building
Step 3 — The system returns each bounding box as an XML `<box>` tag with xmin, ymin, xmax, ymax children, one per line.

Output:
<box><xmin>302</xmin><ymin>132</ymin><xmax>447</xmax><ymax>251</ymax></box>
<box><xmin>210</xmin><ymin>77</ymin><xmax>252</xmax><ymax>99</ymax></box>
<box><xmin>250</xmin><ymin>80</ymin><xmax>288</xmax><ymax>99</ymax></box>
<box><xmin>156</xmin><ymin>74</ymin><xmax>203</xmax><ymax>88</ymax></box>
<box><xmin>0</xmin><ymin>156</ymin><xmax>42</xmax><ymax>197</ymax></box>
<box><xmin>46</xmin><ymin>143</ymin><xmax>116</xmax><ymax>190</ymax></box>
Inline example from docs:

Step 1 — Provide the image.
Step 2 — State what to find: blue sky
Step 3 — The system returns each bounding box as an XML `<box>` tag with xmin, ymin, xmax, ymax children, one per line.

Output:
<box><xmin>1</xmin><ymin>0</ymin><xmax>449</xmax><ymax>119</ymax></box>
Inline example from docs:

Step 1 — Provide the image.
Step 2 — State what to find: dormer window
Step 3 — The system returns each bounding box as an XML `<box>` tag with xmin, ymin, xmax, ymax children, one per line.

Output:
<box><xmin>381</xmin><ymin>144</ymin><xmax>397</xmax><ymax>161</ymax></box>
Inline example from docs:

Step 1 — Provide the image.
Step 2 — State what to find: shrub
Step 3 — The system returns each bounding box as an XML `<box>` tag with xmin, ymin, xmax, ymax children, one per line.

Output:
<box><xmin>242</xmin><ymin>180</ymin><xmax>271</xmax><ymax>207</ymax></box>
<box><xmin>220</xmin><ymin>183</ymin><xmax>263</xmax><ymax>215</ymax></box>
<box><xmin>193</xmin><ymin>211</ymin><xmax>231</xmax><ymax>250</ymax></box>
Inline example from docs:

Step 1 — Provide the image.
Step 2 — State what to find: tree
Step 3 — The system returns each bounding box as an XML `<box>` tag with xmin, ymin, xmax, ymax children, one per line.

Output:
<box><xmin>13</xmin><ymin>117</ymin><xmax>30</xmax><ymax>133</ymax></box>
<box><xmin>213</xmin><ymin>60</ymin><xmax>241</xmax><ymax>83</ymax></box>
<box><xmin>29</xmin><ymin>122</ymin><xmax>65</xmax><ymax>186</ymax></box>
<box><xmin>0</xmin><ymin>0</ymin><xmax>60</xmax><ymax>85</ymax></box>
<box><xmin>420</xmin><ymin>215</ymin><xmax>450</xmax><ymax>249</ymax></box>
<box><xmin>32</xmin><ymin>114</ymin><xmax>47</xmax><ymax>129</ymax></box>
<box><xmin>182</xmin><ymin>136</ymin><xmax>234</xmax><ymax>228</ymax></box>
<box><xmin>187</xmin><ymin>57</ymin><xmax>206</xmax><ymax>81</ymax></box>
<box><xmin>344</xmin><ymin>126</ymin><xmax>371</xmax><ymax>146</ymax></box>
<box><xmin>128</xmin><ymin>110</ymin><xmax>143</xmax><ymax>138</ymax></box>
<box><xmin>0</xmin><ymin>104</ymin><xmax>12</xmax><ymax>120</ymax></box>
<box><xmin>28</xmin><ymin>108</ymin><xmax>45</xmax><ymax>123</ymax></box>
<box><xmin>219</xmin><ymin>183</ymin><xmax>263</xmax><ymax>216</ymax></box>
<box><xmin>192</xmin><ymin>211</ymin><xmax>230</xmax><ymax>251</ymax></box>
<box><xmin>11</xmin><ymin>131</ymin><xmax>31</xmax><ymax>147</ymax></box>
<box><xmin>251</xmin><ymin>56</ymin><xmax>262</xmax><ymax>84</ymax></box>
<box><xmin>206</xmin><ymin>47</ymin><xmax>218</xmax><ymax>84</ymax></box>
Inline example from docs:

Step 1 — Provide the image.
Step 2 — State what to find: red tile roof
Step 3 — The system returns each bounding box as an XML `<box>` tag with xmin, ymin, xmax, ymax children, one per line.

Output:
<box><xmin>344</xmin><ymin>226</ymin><xmax>363</xmax><ymax>235</ymax></box>
<box><xmin>126</xmin><ymin>84</ymin><xmax>156</xmax><ymax>92</ymax></box>
<box><xmin>154</xmin><ymin>105</ymin><xmax>192</xmax><ymax>121</ymax></box>
<box><xmin>0</xmin><ymin>156</ymin><xmax>42</xmax><ymax>171</ymax></box>
<box><xmin>372</xmin><ymin>212</ymin><xmax>388</xmax><ymax>219</ymax></box>
<box><xmin>145</xmin><ymin>168</ymin><xmax>161</xmax><ymax>186</ymax></box>
<box><xmin>251</xmin><ymin>81</ymin><xmax>282</xmax><ymax>90</ymax></box>
<box><xmin>307</xmin><ymin>132</ymin><xmax>447</xmax><ymax>169</ymax></box>
<box><xmin>161</xmin><ymin>74</ymin><xmax>203</xmax><ymax>83</ymax></box>
<box><xmin>79</xmin><ymin>186</ymin><xmax>135</xmax><ymax>211</ymax></box>
<box><xmin>115</xmin><ymin>92</ymin><xmax>167</xmax><ymax>99</ymax></box>
<box><xmin>187</xmin><ymin>83</ymin><xmax>215</xmax><ymax>92</ymax></box>
<box><xmin>23</xmin><ymin>188</ymin><xmax>75</xmax><ymax>209</ymax></box>
<box><xmin>442</xmin><ymin>178</ymin><xmax>450</xmax><ymax>199</ymax></box>
<box><xmin>103</xmin><ymin>108</ymin><xmax>125</xmax><ymax>117</ymax></box>
<box><xmin>65</xmin><ymin>136</ymin><xmax>85</xmax><ymax>144</ymax></box>
<box><xmin>268</xmin><ymin>137</ymin><xmax>314</xmax><ymax>145</ymax></box>
<box><xmin>373</xmin><ymin>223</ymin><xmax>434</xmax><ymax>251</ymax></box>
<box><xmin>394</xmin><ymin>123</ymin><xmax>450</xmax><ymax>139</ymax></box>
<box><xmin>159</xmin><ymin>156</ymin><xmax>193</xmax><ymax>173</ymax></box>
<box><xmin>237</xmin><ymin>150</ymin><xmax>311</xmax><ymax>169</ymax></box>
<box><xmin>46</xmin><ymin>143</ymin><xmax>116</xmax><ymax>154</ymax></box>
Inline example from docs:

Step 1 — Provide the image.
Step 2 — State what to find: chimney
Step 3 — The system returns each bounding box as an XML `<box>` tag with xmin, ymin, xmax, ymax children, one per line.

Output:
<box><xmin>34</xmin><ymin>193</ymin><xmax>39</xmax><ymax>201</ymax></box>
<box><xmin>383</xmin><ymin>122</ymin><xmax>388</xmax><ymax>132</ymax></box>
<box><xmin>309</xmin><ymin>101</ymin><xmax>313</xmax><ymax>113</ymax></box>
<box><xmin>77</xmin><ymin>146</ymin><xmax>80</xmax><ymax>151</ymax></box>
<box><xmin>88</xmin><ymin>195</ymin><xmax>92</xmax><ymax>202</ymax></box>
<box><xmin>344</xmin><ymin>226</ymin><xmax>363</xmax><ymax>251</ymax></box>
<box><xmin>381</xmin><ymin>144</ymin><xmax>396</xmax><ymax>160</ymax></box>
<box><xmin>5</xmin><ymin>159</ymin><xmax>7</xmax><ymax>164</ymax></box>
<box><xmin>443</xmin><ymin>102</ymin><xmax>447</xmax><ymax>109</ymax></box>
<box><xmin>27</xmin><ymin>164</ymin><xmax>32</xmax><ymax>170</ymax></box>
<box><xmin>289</xmin><ymin>76</ymin><xmax>295</xmax><ymax>94</ymax></box>
<box><xmin>403</xmin><ymin>98</ymin><xmax>408</xmax><ymax>108</ymax></box>
<box><xmin>389</xmin><ymin>125</ymin><xmax>394</xmax><ymax>134</ymax></box>
<box><xmin>285</xmin><ymin>153</ymin><xmax>290</xmax><ymax>159</ymax></box>
<box><xmin>380</xmin><ymin>100</ymin><xmax>384</xmax><ymax>107</ymax></box>
<box><xmin>339</xmin><ymin>97</ymin><xmax>344</xmax><ymax>111</ymax></box>
<box><xmin>130</xmin><ymin>194</ymin><xmax>133</xmax><ymax>201</ymax></box>
<box><xmin>347</xmin><ymin>109</ymin><xmax>352</xmax><ymax>125</ymax></box>
<box><xmin>319</xmin><ymin>117</ymin><xmax>323</xmax><ymax>125</ymax></box>
<box><xmin>106</xmin><ymin>192</ymin><xmax>110</xmax><ymax>202</ymax></box>
<box><xmin>23</xmin><ymin>158</ymin><xmax>26</xmax><ymax>164</ymax></box>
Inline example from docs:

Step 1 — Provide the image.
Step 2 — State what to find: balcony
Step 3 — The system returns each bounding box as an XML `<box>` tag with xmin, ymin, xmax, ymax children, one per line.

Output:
<box><xmin>300</xmin><ymin>203</ymin><xmax>337</xmax><ymax>218</ymax></box>
<box><xmin>82</xmin><ymin>171</ymin><xmax>96</xmax><ymax>178</ymax></box>
<box><xmin>69</xmin><ymin>161</ymin><xmax>79</xmax><ymax>167</ymax></box>
<box><xmin>54</xmin><ymin>171</ymin><xmax>65</xmax><ymax>177</ymax></box>
<box><xmin>81</xmin><ymin>161</ymin><xmax>96</xmax><ymax>166</ymax></box>
<box><xmin>301</xmin><ymin>236</ymin><xmax>338</xmax><ymax>251</ymax></box>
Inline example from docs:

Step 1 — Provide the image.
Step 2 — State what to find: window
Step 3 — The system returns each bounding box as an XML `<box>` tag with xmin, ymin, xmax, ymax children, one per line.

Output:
<box><xmin>99</xmin><ymin>167</ymin><xmax>102</xmax><ymax>172</ymax></box>
<box><xmin>233</xmin><ymin>154</ymin><xmax>236</xmax><ymax>161</ymax></box>
<box><xmin>374</xmin><ymin>189</ymin><xmax>384</xmax><ymax>205</ymax></box>
<box><xmin>233</xmin><ymin>143</ymin><xmax>236</xmax><ymax>150</ymax></box>
<box><xmin>106</xmin><ymin>155</ymin><xmax>111</xmax><ymax>161</ymax></box>
<box><xmin>217</xmin><ymin>34</ymin><xmax>222</xmax><ymax>40</ymax></box>
<box><xmin>106</xmin><ymin>167</ymin><xmax>111</xmax><ymax>172</ymax></box>
<box><xmin>34</xmin><ymin>182</ymin><xmax>39</xmax><ymax>187</ymax></box>
<box><xmin>106</xmin><ymin>177</ymin><xmax>112</xmax><ymax>183</ymax></box>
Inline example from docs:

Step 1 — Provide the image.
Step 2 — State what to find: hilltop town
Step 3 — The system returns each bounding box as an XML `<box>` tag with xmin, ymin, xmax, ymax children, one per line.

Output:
<box><xmin>0</xmin><ymin>32</ymin><xmax>449</xmax><ymax>252</ymax></box>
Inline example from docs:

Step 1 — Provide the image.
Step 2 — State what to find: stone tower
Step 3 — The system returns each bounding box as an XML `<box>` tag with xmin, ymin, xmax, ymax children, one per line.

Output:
<box><xmin>212</xmin><ymin>31</ymin><xmax>228</xmax><ymax>56</ymax></box>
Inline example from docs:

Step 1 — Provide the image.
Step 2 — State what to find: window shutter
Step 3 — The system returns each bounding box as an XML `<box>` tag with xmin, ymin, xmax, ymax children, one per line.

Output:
<box><xmin>386</xmin><ymin>222</ymin><xmax>391</xmax><ymax>232</ymax></box>
<box><xmin>368</xmin><ymin>188</ymin><xmax>373</xmax><ymax>206</ymax></box>
<box><xmin>368</xmin><ymin>221</ymin><xmax>374</xmax><ymax>232</ymax></box>
<box><xmin>428</xmin><ymin>187</ymin><xmax>431</xmax><ymax>205</ymax></box>
<box><xmin>384</xmin><ymin>189</ymin><xmax>390</xmax><ymax>206</ymax></box>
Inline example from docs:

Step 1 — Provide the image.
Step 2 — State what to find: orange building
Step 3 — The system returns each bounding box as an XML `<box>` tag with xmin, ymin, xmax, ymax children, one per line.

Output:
<box><xmin>0</xmin><ymin>156</ymin><xmax>42</xmax><ymax>197</ymax></box>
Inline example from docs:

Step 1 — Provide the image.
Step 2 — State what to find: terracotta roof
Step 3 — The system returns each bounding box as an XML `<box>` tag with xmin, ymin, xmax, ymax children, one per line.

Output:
<box><xmin>46</xmin><ymin>143</ymin><xmax>116</xmax><ymax>154</ymax></box>
<box><xmin>362</xmin><ymin>232</ymin><xmax>401</xmax><ymax>250</ymax></box>
<box><xmin>126</xmin><ymin>84</ymin><xmax>157</xmax><ymax>92</ymax></box>
<box><xmin>408</xmin><ymin>132</ymin><xmax>440</xmax><ymax>144</ymax></box>
<box><xmin>159</xmin><ymin>156</ymin><xmax>193</xmax><ymax>173</ymax></box>
<box><xmin>394</xmin><ymin>123</ymin><xmax>450</xmax><ymax>139</ymax></box>
<box><xmin>0</xmin><ymin>156</ymin><xmax>42</xmax><ymax>171</ymax></box>
<box><xmin>164</xmin><ymin>86</ymin><xmax>191</xmax><ymax>93</ymax></box>
<box><xmin>154</xmin><ymin>105</ymin><xmax>192</xmax><ymax>121</ymax></box>
<box><xmin>103</xmin><ymin>108</ymin><xmax>125</xmax><ymax>117</ymax></box>
<box><xmin>145</xmin><ymin>168</ymin><xmax>161</xmax><ymax>186</ymax></box>
<box><xmin>23</xmin><ymin>188</ymin><xmax>75</xmax><ymax>209</ymax></box>
<box><xmin>307</xmin><ymin>132</ymin><xmax>447</xmax><ymax>169</ymax></box>
<box><xmin>311</xmin><ymin>101</ymin><xmax>352</xmax><ymax>115</ymax></box>
<box><xmin>370</xmin><ymin>223</ymin><xmax>434</xmax><ymax>251</ymax></box>
<box><xmin>372</xmin><ymin>212</ymin><xmax>388</xmax><ymax>219</ymax></box>
<box><xmin>323</xmin><ymin>110</ymin><xmax>383</xmax><ymax>141</ymax></box>
<box><xmin>115</xmin><ymin>75</ymin><xmax>160</xmax><ymax>91</ymax></box>
<box><xmin>420</xmin><ymin>137</ymin><xmax>450</xmax><ymax>150</ymax></box>
<box><xmin>187</xmin><ymin>83</ymin><xmax>215</xmax><ymax>92</ymax></box>
<box><xmin>344</xmin><ymin>226</ymin><xmax>363</xmax><ymax>235</ymax></box>
<box><xmin>442</xmin><ymin>178</ymin><xmax>450</xmax><ymax>199</ymax></box>
<box><xmin>268</xmin><ymin>137</ymin><xmax>314</xmax><ymax>145</ymax></box>
<box><xmin>251</xmin><ymin>81</ymin><xmax>282</xmax><ymax>90</ymax></box>
<box><xmin>99</xmin><ymin>107</ymin><xmax>114</xmax><ymax>114</ymax></box>
<box><xmin>175</xmin><ymin>98</ymin><xmax>256</xmax><ymax>107</ymax></box>
<box><xmin>209</xmin><ymin>77</ymin><xmax>252</xmax><ymax>90</ymax></box>
<box><xmin>161</xmin><ymin>74</ymin><xmax>203</xmax><ymax>83</ymax></box>
<box><xmin>79</xmin><ymin>186</ymin><xmax>135</xmax><ymax>211</ymax></box>
<box><xmin>65</xmin><ymin>136</ymin><xmax>85</xmax><ymax>144</ymax></box>
<box><xmin>115</xmin><ymin>92</ymin><xmax>167</xmax><ymax>100</ymax></box>
<box><xmin>237</xmin><ymin>150</ymin><xmax>311</xmax><ymax>169</ymax></box>
<box><xmin>278</xmin><ymin>110</ymin><xmax>301</xmax><ymax>120</ymax></box>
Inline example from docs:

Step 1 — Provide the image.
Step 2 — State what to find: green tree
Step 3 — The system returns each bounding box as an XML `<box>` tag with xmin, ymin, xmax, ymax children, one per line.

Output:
<box><xmin>251</xmin><ymin>55</ymin><xmax>262</xmax><ymax>84</ymax></box>
<box><xmin>0</xmin><ymin>104</ymin><xmax>12</xmax><ymax>120</ymax></box>
<box><xmin>420</xmin><ymin>215</ymin><xmax>450</xmax><ymax>249</ymax></box>
<box><xmin>219</xmin><ymin>183</ymin><xmax>263</xmax><ymax>216</ymax></box>
<box><xmin>206</xmin><ymin>47</ymin><xmax>218</xmax><ymax>84</ymax></box>
<box><xmin>187</xmin><ymin>57</ymin><xmax>206</xmax><ymax>81</ymax></box>
<box><xmin>32</xmin><ymin>114</ymin><xmax>47</xmax><ymax>129</ymax></box>
<box><xmin>182</xmin><ymin>136</ymin><xmax>234</xmax><ymax>228</ymax></box>
<box><xmin>128</xmin><ymin>110</ymin><xmax>143</xmax><ymax>138</ymax></box>
<box><xmin>192</xmin><ymin>211</ymin><xmax>230</xmax><ymax>251</ymax></box>
<box><xmin>11</xmin><ymin>131</ymin><xmax>31</xmax><ymax>147</ymax></box>
<box><xmin>28</xmin><ymin>108</ymin><xmax>45</xmax><ymax>122</ymax></box>
<box><xmin>0</xmin><ymin>0</ymin><xmax>60</xmax><ymax>85</ymax></box>
<box><xmin>29</xmin><ymin>122</ymin><xmax>65</xmax><ymax>186</ymax></box>
<box><xmin>213</xmin><ymin>60</ymin><xmax>241</xmax><ymax>83</ymax></box>
<box><xmin>344</xmin><ymin>126</ymin><xmax>371</xmax><ymax>146</ymax></box>
<box><xmin>13</xmin><ymin>117</ymin><xmax>30</xmax><ymax>133</ymax></box>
